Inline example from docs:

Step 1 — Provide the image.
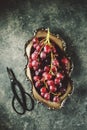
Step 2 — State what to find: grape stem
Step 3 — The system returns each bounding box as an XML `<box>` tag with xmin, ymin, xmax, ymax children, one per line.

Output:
<box><xmin>39</xmin><ymin>28</ymin><xmax>54</xmax><ymax>74</ymax></box>
<box><xmin>44</xmin><ymin>28</ymin><xmax>51</xmax><ymax>45</ymax></box>
<box><xmin>45</xmin><ymin>28</ymin><xmax>54</xmax><ymax>74</ymax></box>
<box><xmin>49</xmin><ymin>52</ymin><xmax>54</xmax><ymax>74</ymax></box>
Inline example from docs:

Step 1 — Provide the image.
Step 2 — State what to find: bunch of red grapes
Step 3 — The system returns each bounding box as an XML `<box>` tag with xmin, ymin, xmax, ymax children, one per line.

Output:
<box><xmin>28</xmin><ymin>37</ymin><xmax>69</xmax><ymax>103</ymax></box>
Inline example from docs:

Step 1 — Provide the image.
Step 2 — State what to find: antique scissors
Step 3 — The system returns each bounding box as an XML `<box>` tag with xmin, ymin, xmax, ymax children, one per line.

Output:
<box><xmin>7</xmin><ymin>67</ymin><xmax>34</xmax><ymax>115</ymax></box>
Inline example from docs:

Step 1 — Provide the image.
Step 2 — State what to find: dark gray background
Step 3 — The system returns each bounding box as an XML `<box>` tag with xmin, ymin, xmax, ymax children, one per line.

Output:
<box><xmin>0</xmin><ymin>0</ymin><xmax>87</xmax><ymax>130</ymax></box>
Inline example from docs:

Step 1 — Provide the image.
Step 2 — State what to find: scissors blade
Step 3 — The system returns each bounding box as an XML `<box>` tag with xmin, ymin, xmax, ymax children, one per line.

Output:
<box><xmin>7</xmin><ymin>67</ymin><xmax>16</xmax><ymax>81</ymax></box>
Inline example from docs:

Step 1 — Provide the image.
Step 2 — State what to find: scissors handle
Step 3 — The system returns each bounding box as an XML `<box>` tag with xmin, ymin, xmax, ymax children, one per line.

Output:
<box><xmin>12</xmin><ymin>92</ymin><xmax>34</xmax><ymax>114</ymax></box>
<box><xmin>11</xmin><ymin>80</ymin><xmax>34</xmax><ymax>114</ymax></box>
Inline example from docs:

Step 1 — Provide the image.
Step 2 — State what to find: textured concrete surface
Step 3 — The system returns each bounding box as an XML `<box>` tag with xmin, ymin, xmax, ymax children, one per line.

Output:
<box><xmin>0</xmin><ymin>0</ymin><xmax>87</xmax><ymax>130</ymax></box>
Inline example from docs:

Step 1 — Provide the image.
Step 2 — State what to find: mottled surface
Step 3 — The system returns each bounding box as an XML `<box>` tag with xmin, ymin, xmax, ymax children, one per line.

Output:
<box><xmin>0</xmin><ymin>0</ymin><xmax>87</xmax><ymax>130</ymax></box>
